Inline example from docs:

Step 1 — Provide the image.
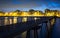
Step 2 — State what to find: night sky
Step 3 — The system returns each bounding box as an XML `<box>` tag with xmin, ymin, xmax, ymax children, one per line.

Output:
<box><xmin>0</xmin><ymin>0</ymin><xmax>60</xmax><ymax>12</ymax></box>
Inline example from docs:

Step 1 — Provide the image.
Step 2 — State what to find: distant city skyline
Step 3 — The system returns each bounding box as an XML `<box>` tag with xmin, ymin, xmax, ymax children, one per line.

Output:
<box><xmin>0</xmin><ymin>0</ymin><xmax>60</xmax><ymax>12</ymax></box>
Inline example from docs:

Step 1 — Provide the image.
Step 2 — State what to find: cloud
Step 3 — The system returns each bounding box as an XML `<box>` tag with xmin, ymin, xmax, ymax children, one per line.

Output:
<box><xmin>46</xmin><ymin>2</ymin><xmax>60</xmax><ymax>8</ymax></box>
<box><xmin>0</xmin><ymin>0</ymin><xmax>60</xmax><ymax>12</ymax></box>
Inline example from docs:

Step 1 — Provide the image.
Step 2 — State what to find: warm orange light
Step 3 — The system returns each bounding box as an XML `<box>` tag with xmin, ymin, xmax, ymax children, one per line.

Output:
<box><xmin>20</xmin><ymin>12</ymin><xmax>30</xmax><ymax>16</ymax></box>
<box><xmin>4</xmin><ymin>12</ymin><xmax>9</xmax><ymax>16</ymax></box>
<box><xmin>22</xmin><ymin>17</ymin><xmax>27</xmax><ymax>22</ymax></box>
<box><xmin>45</xmin><ymin>12</ymin><xmax>55</xmax><ymax>16</ymax></box>
<box><xmin>0</xmin><ymin>11</ymin><xmax>60</xmax><ymax>17</ymax></box>
<box><xmin>13</xmin><ymin>17</ymin><xmax>17</xmax><ymax>24</ymax></box>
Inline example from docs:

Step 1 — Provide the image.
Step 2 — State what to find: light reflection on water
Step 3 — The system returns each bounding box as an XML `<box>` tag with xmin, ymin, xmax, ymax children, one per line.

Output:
<box><xmin>0</xmin><ymin>17</ymin><xmax>56</xmax><ymax>38</ymax></box>
<box><xmin>0</xmin><ymin>17</ymin><xmax>54</xmax><ymax>26</ymax></box>
<box><xmin>4</xmin><ymin>17</ymin><xmax>18</xmax><ymax>25</ymax></box>
<box><xmin>1</xmin><ymin>17</ymin><xmax>28</xmax><ymax>25</ymax></box>
<box><xmin>9</xmin><ymin>19</ymin><xmax>13</xmax><ymax>24</ymax></box>
<box><xmin>3</xmin><ymin>17</ymin><xmax>39</xmax><ymax>25</ymax></box>
<box><xmin>4</xmin><ymin>17</ymin><xmax>9</xmax><ymax>25</ymax></box>
<box><xmin>13</xmin><ymin>17</ymin><xmax>17</xmax><ymax>24</ymax></box>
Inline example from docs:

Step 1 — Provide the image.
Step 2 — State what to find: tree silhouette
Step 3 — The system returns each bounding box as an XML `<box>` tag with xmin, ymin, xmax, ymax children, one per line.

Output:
<box><xmin>29</xmin><ymin>9</ymin><xmax>35</xmax><ymax>14</ymax></box>
<box><xmin>45</xmin><ymin>9</ymin><xmax>50</xmax><ymax>13</ymax></box>
<box><xmin>14</xmin><ymin>10</ymin><xmax>20</xmax><ymax>13</ymax></box>
<box><xmin>14</xmin><ymin>10</ymin><xmax>22</xmax><ymax>15</ymax></box>
<box><xmin>54</xmin><ymin>10</ymin><xmax>58</xmax><ymax>16</ymax></box>
<box><xmin>0</xmin><ymin>11</ymin><xmax>4</xmax><ymax>13</ymax></box>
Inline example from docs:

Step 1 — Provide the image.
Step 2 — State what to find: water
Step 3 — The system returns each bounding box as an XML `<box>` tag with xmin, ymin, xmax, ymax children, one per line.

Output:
<box><xmin>0</xmin><ymin>17</ymin><xmax>60</xmax><ymax>38</ymax></box>
<box><xmin>51</xmin><ymin>18</ymin><xmax>60</xmax><ymax>38</ymax></box>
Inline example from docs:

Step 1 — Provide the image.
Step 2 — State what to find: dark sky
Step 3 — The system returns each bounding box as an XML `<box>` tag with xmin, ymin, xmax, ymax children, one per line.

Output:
<box><xmin>0</xmin><ymin>0</ymin><xmax>60</xmax><ymax>12</ymax></box>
